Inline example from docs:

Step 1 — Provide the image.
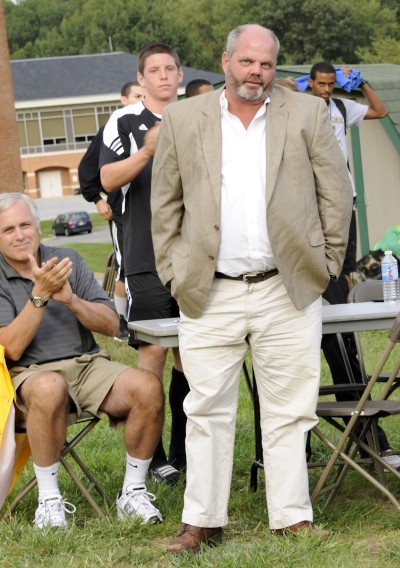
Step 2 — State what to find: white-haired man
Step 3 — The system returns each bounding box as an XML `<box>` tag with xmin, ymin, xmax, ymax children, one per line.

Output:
<box><xmin>0</xmin><ymin>193</ymin><xmax>164</xmax><ymax>528</ymax></box>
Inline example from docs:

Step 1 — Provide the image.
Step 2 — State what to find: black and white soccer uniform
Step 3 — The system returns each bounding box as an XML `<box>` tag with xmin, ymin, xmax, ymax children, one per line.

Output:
<box><xmin>99</xmin><ymin>101</ymin><xmax>179</xmax><ymax>347</ymax></box>
<box><xmin>79</xmin><ymin>126</ymin><xmax>125</xmax><ymax>280</ymax></box>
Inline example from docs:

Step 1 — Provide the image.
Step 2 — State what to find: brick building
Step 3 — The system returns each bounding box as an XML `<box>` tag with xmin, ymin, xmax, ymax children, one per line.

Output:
<box><xmin>0</xmin><ymin>6</ymin><xmax>23</xmax><ymax>193</ymax></box>
<box><xmin>11</xmin><ymin>52</ymin><xmax>224</xmax><ymax>199</ymax></box>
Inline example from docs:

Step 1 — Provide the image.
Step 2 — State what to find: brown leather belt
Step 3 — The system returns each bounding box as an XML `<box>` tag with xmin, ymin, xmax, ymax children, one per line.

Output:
<box><xmin>214</xmin><ymin>268</ymin><xmax>279</xmax><ymax>284</ymax></box>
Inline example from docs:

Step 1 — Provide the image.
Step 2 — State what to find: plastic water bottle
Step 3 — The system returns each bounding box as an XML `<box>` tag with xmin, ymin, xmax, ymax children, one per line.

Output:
<box><xmin>381</xmin><ymin>251</ymin><xmax>400</xmax><ymax>302</ymax></box>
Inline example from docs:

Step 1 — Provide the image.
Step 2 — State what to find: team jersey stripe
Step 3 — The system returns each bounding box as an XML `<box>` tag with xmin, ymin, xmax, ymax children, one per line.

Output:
<box><xmin>110</xmin><ymin>137</ymin><xmax>124</xmax><ymax>155</ymax></box>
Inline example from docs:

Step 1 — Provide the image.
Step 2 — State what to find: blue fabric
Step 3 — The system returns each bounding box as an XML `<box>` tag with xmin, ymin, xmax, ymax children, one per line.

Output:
<box><xmin>295</xmin><ymin>75</ymin><xmax>311</xmax><ymax>92</ymax></box>
<box><xmin>335</xmin><ymin>68</ymin><xmax>364</xmax><ymax>92</ymax></box>
<box><xmin>295</xmin><ymin>68</ymin><xmax>364</xmax><ymax>93</ymax></box>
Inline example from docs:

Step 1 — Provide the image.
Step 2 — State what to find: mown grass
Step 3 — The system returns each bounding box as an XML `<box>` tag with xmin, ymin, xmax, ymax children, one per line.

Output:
<box><xmin>4</xmin><ymin>235</ymin><xmax>400</xmax><ymax>565</ymax></box>
<box><xmin>40</xmin><ymin>213</ymin><xmax>108</xmax><ymax>239</ymax></box>
<box><xmin>40</xmin><ymin>214</ymin><xmax>113</xmax><ymax>273</ymax></box>
<box><xmin>56</xmin><ymin>242</ymin><xmax>113</xmax><ymax>273</ymax></box>
<box><xmin>2</xmin><ymin>329</ymin><xmax>400</xmax><ymax>567</ymax></box>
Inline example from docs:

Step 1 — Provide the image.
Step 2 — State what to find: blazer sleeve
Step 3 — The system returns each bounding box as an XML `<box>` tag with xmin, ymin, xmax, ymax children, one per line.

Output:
<box><xmin>311</xmin><ymin>98</ymin><xmax>353</xmax><ymax>277</ymax></box>
<box><xmin>151</xmin><ymin>108</ymin><xmax>183</xmax><ymax>287</ymax></box>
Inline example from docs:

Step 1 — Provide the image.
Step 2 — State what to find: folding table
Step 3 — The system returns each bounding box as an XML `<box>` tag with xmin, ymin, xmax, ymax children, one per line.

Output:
<box><xmin>129</xmin><ymin>302</ymin><xmax>400</xmax><ymax>507</ymax></box>
<box><xmin>129</xmin><ymin>303</ymin><xmax>400</xmax><ymax>346</ymax></box>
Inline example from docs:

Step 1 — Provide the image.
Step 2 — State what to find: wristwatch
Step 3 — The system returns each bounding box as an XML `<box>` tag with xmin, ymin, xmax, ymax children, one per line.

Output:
<box><xmin>30</xmin><ymin>295</ymin><xmax>48</xmax><ymax>308</ymax></box>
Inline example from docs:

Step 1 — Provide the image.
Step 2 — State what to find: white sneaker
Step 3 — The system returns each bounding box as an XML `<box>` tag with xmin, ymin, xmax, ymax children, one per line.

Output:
<box><xmin>34</xmin><ymin>496</ymin><xmax>76</xmax><ymax>529</ymax></box>
<box><xmin>116</xmin><ymin>486</ymin><xmax>163</xmax><ymax>524</ymax></box>
<box><xmin>382</xmin><ymin>451</ymin><xmax>400</xmax><ymax>470</ymax></box>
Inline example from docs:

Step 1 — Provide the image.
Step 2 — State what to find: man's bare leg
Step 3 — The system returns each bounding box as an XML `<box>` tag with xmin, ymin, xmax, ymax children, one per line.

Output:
<box><xmin>138</xmin><ymin>343</ymin><xmax>168</xmax><ymax>380</ymax></box>
<box><xmin>100</xmin><ymin>367</ymin><xmax>165</xmax><ymax>523</ymax></box>
<box><xmin>19</xmin><ymin>372</ymin><xmax>73</xmax><ymax>528</ymax></box>
<box><xmin>19</xmin><ymin>372</ymin><xmax>69</xmax><ymax>466</ymax></box>
<box><xmin>99</xmin><ymin>367</ymin><xmax>164</xmax><ymax>458</ymax></box>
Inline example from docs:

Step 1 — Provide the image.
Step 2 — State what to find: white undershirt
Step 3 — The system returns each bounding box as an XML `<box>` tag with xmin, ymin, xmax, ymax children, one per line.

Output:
<box><xmin>216</xmin><ymin>91</ymin><xmax>275</xmax><ymax>276</ymax></box>
<box><xmin>328</xmin><ymin>98</ymin><xmax>367</xmax><ymax>197</ymax></box>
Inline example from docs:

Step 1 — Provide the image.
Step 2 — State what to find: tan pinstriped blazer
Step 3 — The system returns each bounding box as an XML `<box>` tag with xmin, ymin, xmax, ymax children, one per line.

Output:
<box><xmin>151</xmin><ymin>85</ymin><xmax>353</xmax><ymax>319</ymax></box>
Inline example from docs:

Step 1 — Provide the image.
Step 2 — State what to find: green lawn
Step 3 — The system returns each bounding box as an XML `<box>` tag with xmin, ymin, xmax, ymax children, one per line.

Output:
<box><xmin>56</xmin><ymin>242</ymin><xmax>113</xmax><ymax>273</ymax></box>
<box><xmin>40</xmin><ymin>213</ymin><xmax>108</xmax><ymax>240</ymax></box>
<box><xmin>40</xmin><ymin>214</ymin><xmax>113</xmax><ymax>273</ymax></box>
<box><xmin>2</xmin><ymin>331</ymin><xmax>400</xmax><ymax>567</ymax></box>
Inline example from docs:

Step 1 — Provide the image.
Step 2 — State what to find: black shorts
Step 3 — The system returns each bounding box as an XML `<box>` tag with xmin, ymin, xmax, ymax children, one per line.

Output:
<box><xmin>126</xmin><ymin>272</ymin><xmax>179</xmax><ymax>348</ymax></box>
<box><xmin>110</xmin><ymin>213</ymin><xmax>124</xmax><ymax>280</ymax></box>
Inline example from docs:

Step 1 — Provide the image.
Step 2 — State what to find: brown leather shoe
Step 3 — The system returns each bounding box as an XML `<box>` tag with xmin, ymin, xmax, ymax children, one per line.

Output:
<box><xmin>166</xmin><ymin>523</ymin><xmax>223</xmax><ymax>553</ymax></box>
<box><xmin>273</xmin><ymin>520</ymin><xmax>331</xmax><ymax>539</ymax></box>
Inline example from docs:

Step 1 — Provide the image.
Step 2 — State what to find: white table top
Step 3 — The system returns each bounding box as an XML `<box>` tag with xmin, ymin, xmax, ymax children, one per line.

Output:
<box><xmin>321</xmin><ymin>301</ymin><xmax>400</xmax><ymax>333</ymax></box>
<box><xmin>129</xmin><ymin>301</ymin><xmax>400</xmax><ymax>347</ymax></box>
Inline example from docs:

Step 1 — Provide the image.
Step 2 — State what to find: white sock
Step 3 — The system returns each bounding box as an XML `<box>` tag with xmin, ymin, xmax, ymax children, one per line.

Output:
<box><xmin>114</xmin><ymin>295</ymin><xmax>127</xmax><ymax>320</ymax></box>
<box><xmin>33</xmin><ymin>462</ymin><xmax>61</xmax><ymax>501</ymax></box>
<box><xmin>122</xmin><ymin>455</ymin><xmax>151</xmax><ymax>493</ymax></box>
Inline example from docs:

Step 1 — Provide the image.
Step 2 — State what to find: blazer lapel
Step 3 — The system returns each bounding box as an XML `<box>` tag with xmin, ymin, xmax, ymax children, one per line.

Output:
<box><xmin>200</xmin><ymin>90</ymin><xmax>223</xmax><ymax>207</ymax></box>
<box><xmin>265</xmin><ymin>93</ymin><xmax>288</xmax><ymax>204</ymax></box>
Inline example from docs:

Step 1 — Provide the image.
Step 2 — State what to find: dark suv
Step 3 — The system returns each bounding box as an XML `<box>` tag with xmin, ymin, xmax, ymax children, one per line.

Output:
<box><xmin>52</xmin><ymin>211</ymin><xmax>92</xmax><ymax>236</ymax></box>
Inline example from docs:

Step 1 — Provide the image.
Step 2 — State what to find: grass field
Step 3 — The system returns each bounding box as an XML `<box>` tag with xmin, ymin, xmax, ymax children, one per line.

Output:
<box><xmin>2</xmin><ymin>331</ymin><xmax>400</xmax><ymax>567</ymax></box>
<box><xmin>2</xmin><ymin>235</ymin><xmax>400</xmax><ymax>566</ymax></box>
<box><xmin>39</xmin><ymin>214</ymin><xmax>109</xmax><ymax>240</ymax></box>
<box><xmin>56</xmin><ymin>242</ymin><xmax>113</xmax><ymax>273</ymax></box>
<box><xmin>40</xmin><ymin>214</ymin><xmax>113</xmax><ymax>273</ymax></box>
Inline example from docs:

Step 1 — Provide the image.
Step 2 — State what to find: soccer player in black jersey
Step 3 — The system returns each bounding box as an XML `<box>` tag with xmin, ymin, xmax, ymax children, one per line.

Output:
<box><xmin>100</xmin><ymin>43</ymin><xmax>188</xmax><ymax>486</ymax></box>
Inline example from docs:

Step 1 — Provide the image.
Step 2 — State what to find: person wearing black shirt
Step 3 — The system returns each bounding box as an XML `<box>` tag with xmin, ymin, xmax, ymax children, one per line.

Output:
<box><xmin>79</xmin><ymin>82</ymin><xmax>145</xmax><ymax>341</ymax></box>
<box><xmin>100</xmin><ymin>43</ymin><xmax>189</xmax><ymax>485</ymax></box>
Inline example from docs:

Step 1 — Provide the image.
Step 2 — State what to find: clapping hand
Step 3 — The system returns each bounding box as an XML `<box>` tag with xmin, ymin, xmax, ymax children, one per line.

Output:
<box><xmin>29</xmin><ymin>254</ymin><xmax>73</xmax><ymax>302</ymax></box>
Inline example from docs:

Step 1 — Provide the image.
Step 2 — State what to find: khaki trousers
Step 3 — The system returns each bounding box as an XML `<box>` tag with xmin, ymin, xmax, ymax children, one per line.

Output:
<box><xmin>178</xmin><ymin>274</ymin><xmax>322</xmax><ymax>530</ymax></box>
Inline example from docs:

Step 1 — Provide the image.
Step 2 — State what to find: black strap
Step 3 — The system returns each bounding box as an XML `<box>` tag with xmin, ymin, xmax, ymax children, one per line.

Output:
<box><xmin>332</xmin><ymin>98</ymin><xmax>347</xmax><ymax>135</ymax></box>
<box><xmin>332</xmin><ymin>97</ymin><xmax>351</xmax><ymax>171</ymax></box>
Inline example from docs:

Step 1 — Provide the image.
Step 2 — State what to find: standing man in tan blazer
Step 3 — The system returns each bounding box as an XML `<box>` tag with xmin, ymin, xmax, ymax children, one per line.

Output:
<box><xmin>151</xmin><ymin>24</ymin><xmax>352</xmax><ymax>553</ymax></box>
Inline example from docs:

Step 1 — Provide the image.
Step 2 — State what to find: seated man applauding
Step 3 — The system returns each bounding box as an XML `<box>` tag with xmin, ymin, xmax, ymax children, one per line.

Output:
<box><xmin>0</xmin><ymin>193</ymin><xmax>164</xmax><ymax>529</ymax></box>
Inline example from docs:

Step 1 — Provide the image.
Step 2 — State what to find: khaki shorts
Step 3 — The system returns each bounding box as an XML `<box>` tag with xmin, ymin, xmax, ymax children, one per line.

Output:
<box><xmin>10</xmin><ymin>350</ymin><xmax>128</xmax><ymax>424</ymax></box>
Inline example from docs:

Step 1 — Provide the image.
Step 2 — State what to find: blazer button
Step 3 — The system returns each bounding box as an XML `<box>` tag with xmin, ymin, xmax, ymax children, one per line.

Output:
<box><xmin>208</xmin><ymin>255</ymin><xmax>215</xmax><ymax>260</ymax></box>
<box><xmin>214</xmin><ymin>225</ymin><xmax>219</xmax><ymax>231</ymax></box>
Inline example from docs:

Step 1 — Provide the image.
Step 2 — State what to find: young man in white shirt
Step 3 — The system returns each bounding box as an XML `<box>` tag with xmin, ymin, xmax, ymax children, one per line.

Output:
<box><xmin>307</xmin><ymin>62</ymin><xmax>399</xmax><ymax>469</ymax></box>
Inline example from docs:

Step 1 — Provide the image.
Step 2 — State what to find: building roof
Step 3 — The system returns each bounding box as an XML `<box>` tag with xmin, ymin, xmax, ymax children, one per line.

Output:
<box><xmin>11</xmin><ymin>51</ymin><xmax>225</xmax><ymax>102</ymax></box>
<box><xmin>10</xmin><ymin>55</ymin><xmax>400</xmax><ymax>145</ymax></box>
<box><xmin>277</xmin><ymin>64</ymin><xmax>400</xmax><ymax>139</ymax></box>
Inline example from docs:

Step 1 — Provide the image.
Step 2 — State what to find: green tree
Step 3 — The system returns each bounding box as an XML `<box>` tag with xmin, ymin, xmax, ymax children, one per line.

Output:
<box><xmin>4</xmin><ymin>0</ymin><xmax>400</xmax><ymax>68</ymax></box>
<box><xmin>252</xmin><ymin>0</ymin><xmax>398</xmax><ymax>64</ymax></box>
<box><xmin>4</xmin><ymin>0</ymin><xmax>78</xmax><ymax>57</ymax></box>
<box><xmin>357</xmin><ymin>38</ymin><xmax>400</xmax><ymax>64</ymax></box>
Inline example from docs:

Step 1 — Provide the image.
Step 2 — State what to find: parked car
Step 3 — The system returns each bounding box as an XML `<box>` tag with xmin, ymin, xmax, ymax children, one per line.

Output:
<box><xmin>52</xmin><ymin>211</ymin><xmax>92</xmax><ymax>236</ymax></box>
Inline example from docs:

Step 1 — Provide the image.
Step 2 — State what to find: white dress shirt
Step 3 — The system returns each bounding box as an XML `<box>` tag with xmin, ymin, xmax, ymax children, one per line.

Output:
<box><xmin>216</xmin><ymin>91</ymin><xmax>276</xmax><ymax>276</ymax></box>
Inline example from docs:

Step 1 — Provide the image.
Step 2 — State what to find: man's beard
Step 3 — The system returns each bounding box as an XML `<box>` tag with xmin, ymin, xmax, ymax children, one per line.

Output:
<box><xmin>227</xmin><ymin>69</ymin><xmax>275</xmax><ymax>103</ymax></box>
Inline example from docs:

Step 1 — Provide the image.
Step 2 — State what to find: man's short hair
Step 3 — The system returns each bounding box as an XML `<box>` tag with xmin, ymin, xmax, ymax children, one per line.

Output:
<box><xmin>226</xmin><ymin>24</ymin><xmax>280</xmax><ymax>58</ymax></box>
<box><xmin>0</xmin><ymin>192</ymin><xmax>40</xmax><ymax>227</ymax></box>
<box><xmin>310</xmin><ymin>62</ymin><xmax>336</xmax><ymax>80</ymax></box>
<box><xmin>185</xmin><ymin>79</ymin><xmax>212</xmax><ymax>98</ymax></box>
<box><xmin>120</xmin><ymin>81</ymin><xmax>141</xmax><ymax>97</ymax></box>
<box><xmin>138</xmin><ymin>42</ymin><xmax>180</xmax><ymax>75</ymax></box>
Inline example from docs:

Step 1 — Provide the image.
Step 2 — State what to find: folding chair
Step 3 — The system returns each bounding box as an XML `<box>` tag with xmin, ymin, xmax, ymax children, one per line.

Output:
<box><xmin>347</xmin><ymin>280</ymin><xmax>384</xmax><ymax>304</ymax></box>
<box><xmin>102</xmin><ymin>252</ymin><xmax>116</xmax><ymax>298</ymax></box>
<box><xmin>311</xmin><ymin>313</ymin><xmax>400</xmax><ymax>511</ymax></box>
<box><xmin>2</xmin><ymin>412</ymin><xmax>113</xmax><ymax>521</ymax></box>
<box><xmin>348</xmin><ymin>280</ymin><xmax>400</xmax><ymax>397</ymax></box>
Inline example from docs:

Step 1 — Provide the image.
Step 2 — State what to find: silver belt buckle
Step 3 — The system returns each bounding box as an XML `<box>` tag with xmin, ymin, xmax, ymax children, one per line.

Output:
<box><xmin>243</xmin><ymin>272</ymin><xmax>258</xmax><ymax>284</ymax></box>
